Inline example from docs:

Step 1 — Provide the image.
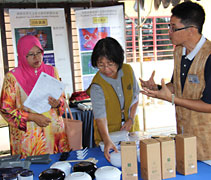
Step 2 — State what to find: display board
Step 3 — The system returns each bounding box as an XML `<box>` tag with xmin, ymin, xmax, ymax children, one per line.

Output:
<box><xmin>75</xmin><ymin>5</ymin><xmax>125</xmax><ymax>90</ymax></box>
<box><xmin>9</xmin><ymin>8</ymin><xmax>73</xmax><ymax>95</ymax></box>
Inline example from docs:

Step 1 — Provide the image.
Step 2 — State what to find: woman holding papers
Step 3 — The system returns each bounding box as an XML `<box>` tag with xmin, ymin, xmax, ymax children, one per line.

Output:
<box><xmin>0</xmin><ymin>35</ymin><xmax>70</xmax><ymax>158</ymax></box>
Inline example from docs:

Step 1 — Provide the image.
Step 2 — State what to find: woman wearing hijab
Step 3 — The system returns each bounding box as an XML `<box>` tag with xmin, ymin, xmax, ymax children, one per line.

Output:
<box><xmin>0</xmin><ymin>35</ymin><xmax>70</xmax><ymax>158</ymax></box>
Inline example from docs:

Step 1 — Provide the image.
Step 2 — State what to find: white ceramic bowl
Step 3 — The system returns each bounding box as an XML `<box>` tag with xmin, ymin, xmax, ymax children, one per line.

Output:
<box><xmin>109</xmin><ymin>130</ymin><xmax>129</xmax><ymax>143</ymax></box>
<box><xmin>110</xmin><ymin>151</ymin><xmax>121</xmax><ymax>167</ymax></box>
<box><xmin>95</xmin><ymin>166</ymin><xmax>121</xmax><ymax>180</ymax></box>
<box><xmin>50</xmin><ymin>161</ymin><xmax>71</xmax><ymax>177</ymax></box>
<box><xmin>65</xmin><ymin>172</ymin><xmax>92</xmax><ymax>180</ymax></box>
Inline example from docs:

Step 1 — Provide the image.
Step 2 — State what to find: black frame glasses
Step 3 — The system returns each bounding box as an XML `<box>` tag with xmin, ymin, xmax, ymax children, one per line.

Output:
<box><xmin>26</xmin><ymin>51</ymin><xmax>42</xmax><ymax>58</ymax></box>
<box><xmin>168</xmin><ymin>25</ymin><xmax>195</xmax><ymax>32</ymax></box>
<box><xmin>97</xmin><ymin>62</ymin><xmax>116</xmax><ymax>70</ymax></box>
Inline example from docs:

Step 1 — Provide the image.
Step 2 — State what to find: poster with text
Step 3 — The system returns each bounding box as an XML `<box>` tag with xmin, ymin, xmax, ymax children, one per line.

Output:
<box><xmin>9</xmin><ymin>8</ymin><xmax>73</xmax><ymax>95</ymax></box>
<box><xmin>75</xmin><ymin>5</ymin><xmax>125</xmax><ymax>90</ymax></box>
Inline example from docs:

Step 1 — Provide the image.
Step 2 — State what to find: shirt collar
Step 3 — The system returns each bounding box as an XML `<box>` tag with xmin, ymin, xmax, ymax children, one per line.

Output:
<box><xmin>182</xmin><ymin>35</ymin><xmax>206</xmax><ymax>61</ymax></box>
<box><xmin>100</xmin><ymin>68</ymin><xmax>123</xmax><ymax>83</ymax></box>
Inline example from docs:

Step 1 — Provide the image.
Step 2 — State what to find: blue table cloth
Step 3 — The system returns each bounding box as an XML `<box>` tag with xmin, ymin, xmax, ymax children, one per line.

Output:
<box><xmin>31</xmin><ymin>147</ymin><xmax>211</xmax><ymax>179</ymax></box>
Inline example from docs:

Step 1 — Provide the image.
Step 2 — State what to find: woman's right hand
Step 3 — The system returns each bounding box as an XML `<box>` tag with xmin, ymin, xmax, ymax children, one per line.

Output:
<box><xmin>139</xmin><ymin>70</ymin><xmax>158</xmax><ymax>90</ymax></box>
<box><xmin>95</xmin><ymin>118</ymin><xmax>118</xmax><ymax>161</ymax></box>
<box><xmin>28</xmin><ymin>113</ymin><xmax>51</xmax><ymax>127</ymax></box>
<box><xmin>104</xmin><ymin>139</ymin><xmax>118</xmax><ymax>162</ymax></box>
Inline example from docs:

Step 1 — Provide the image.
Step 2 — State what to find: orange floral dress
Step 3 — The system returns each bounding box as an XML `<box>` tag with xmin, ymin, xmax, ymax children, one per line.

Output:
<box><xmin>0</xmin><ymin>69</ymin><xmax>70</xmax><ymax>158</ymax></box>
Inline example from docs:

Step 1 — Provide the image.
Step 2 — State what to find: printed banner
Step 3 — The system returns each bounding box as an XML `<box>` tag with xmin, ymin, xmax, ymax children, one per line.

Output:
<box><xmin>9</xmin><ymin>8</ymin><xmax>73</xmax><ymax>95</ymax></box>
<box><xmin>75</xmin><ymin>5</ymin><xmax>125</xmax><ymax>90</ymax></box>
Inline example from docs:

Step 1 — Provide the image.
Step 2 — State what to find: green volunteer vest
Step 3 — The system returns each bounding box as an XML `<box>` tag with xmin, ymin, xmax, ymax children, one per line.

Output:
<box><xmin>87</xmin><ymin>64</ymin><xmax>139</xmax><ymax>145</ymax></box>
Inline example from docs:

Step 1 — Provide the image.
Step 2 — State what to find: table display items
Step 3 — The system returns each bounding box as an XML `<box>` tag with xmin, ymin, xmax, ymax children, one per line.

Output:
<box><xmin>99</xmin><ymin>130</ymin><xmax>129</xmax><ymax>153</ymax></box>
<box><xmin>39</xmin><ymin>168</ymin><xmax>65</xmax><ymax>180</ymax></box>
<box><xmin>50</xmin><ymin>161</ymin><xmax>71</xmax><ymax>177</ymax></box>
<box><xmin>72</xmin><ymin>161</ymin><xmax>97</xmax><ymax>179</ymax></box>
<box><xmin>2</xmin><ymin>173</ymin><xmax>18</xmax><ymax>180</ymax></box>
<box><xmin>140</xmin><ymin>138</ymin><xmax>162</xmax><ymax>180</ymax></box>
<box><xmin>65</xmin><ymin>157</ymin><xmax>98</xmax><ymax>164</ymax></box>
<box><xmin>156</xmin><ymin>137</ymin><xmax>176</xmax><ymax>179</ymax></box>
<box><xmin>109</xmin><ymin>130</ymin><xmax>129</xmax><ymax>143</ymax></box>
<box><xmin>19</xmin><ymin>170</ymin><xmax>34</xmax><ymax>180</ymax></box>
<box><xmin>121</xmin><ymin>141</ymin><xmax>138</xmax><ymax>180</ymax></box>
<box><xmin>0</xmin><ymin>161</ymin><xmax>31</xmax><ymax>170</ymax></box>
<box><xmin>59</xmin><ymin>150</ymin><xmax>72</xmax><ymax>161</ymax></box>
<box><xmin>65</xmin><ymin>172</ymin><xmax>92</xmax><ymax>180</ymax></box>
<box><xmin>1</xmin><ymin>132</ymin><xmax>197</xmax><ymax>179</ymax></box>
<box><xmin>0</xmin><ymin>167</ymin><xmax>34</xmax><ymax>180</ymax></box>
<box><xmin>76</xmin><ymin>148</ymin><xmax>88</xmax><ymax>160</ymax></box>
<box><xmin>94</xmin><ymin>166</ymin><xmax>121</xmax><ymax>180</ymax></box>
<box><xmin>0</xmin><ymin>155</ymin><xmax>21</xmax><ymax>163</ymax></box>
<box><xmin>99</xmin><ymin>141</ymin><xmax>120</xmax><ymax>152</ymax></box>
<box><xmin>25</xmin><ymin>154</ymin><xmax>51</xmax><ymax>164</ymax></box>
<box><xmin>175</xmin><ymin>134</ymin><xmax>197</xmax><ymax>175</ymax></box>
<box><xmin>110</xmin><ymin>151</ymin><xmax>121</xmax><ymax>168</ymax></box>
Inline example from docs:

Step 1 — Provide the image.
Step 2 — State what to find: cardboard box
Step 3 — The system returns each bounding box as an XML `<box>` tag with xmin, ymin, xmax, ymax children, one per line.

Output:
<box><xmin>175</xmin><ymin>134</ymin><xmax>197</xmax><ymax>175</ymax></box>
<box><xmin>121</xmin><ymin>141</ymin><xmax>138</xmax><ymax>180</ymax></box>
<box><xmin>140</xmin><ymin>138</ymin><xmax>161</xmax><ymax>180</ymax></box>
<box><xmin>156</xmin><ymin>137</ymin><xmax>176</xmax><ymax>179</ymax></box>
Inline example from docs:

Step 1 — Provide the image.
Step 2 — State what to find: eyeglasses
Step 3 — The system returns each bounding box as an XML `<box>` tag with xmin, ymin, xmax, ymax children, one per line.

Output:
<box><xmin>97</xmin><ymin>62</ymin><xmax>116</xmax><ymax>69</ymax></box>
<box><xmin>26</xmin><ymin>51</ymin><xmax>42</xmax><ymax>58</ymax></box>
<box><xmin>168</xmin><ymin>24</ymin><xmax>195</xmax><ymax>33</ymax></box>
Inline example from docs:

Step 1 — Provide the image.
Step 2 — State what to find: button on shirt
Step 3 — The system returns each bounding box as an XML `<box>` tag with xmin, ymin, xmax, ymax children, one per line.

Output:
<box><xmin>90</xmin><ymin>68</ymin><xmax>140</xmax><ymax>119</ymax></box>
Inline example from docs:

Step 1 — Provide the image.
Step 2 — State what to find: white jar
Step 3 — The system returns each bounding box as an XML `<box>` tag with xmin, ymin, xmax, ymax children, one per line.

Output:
<box><xmin>50</xmin><ymin>161</ymin><xmax>71</xmax><ymax>177</ymax></box>
<box><xmin>65</xmin><ymin>172</ymin><xmax>92</xmax><ymax>180</ymax></box>
<box><xmin>110</xmin><ymin>151</ymin><xmax>122</xmax><ymax>168</ymax></box>
<box><xmin>95</xmin><ymin>166</ymin><xmax>121</xmax><ymax>180</ymax></box>
<box><xmin>19</xmin><ymin>170</ymin><xmax>33</xmax><ymax>180</ymax></box>
<box><xmin>3</xmin><ymin>173</ymin><xmax>18</xmax><ymax>180</ymax></box>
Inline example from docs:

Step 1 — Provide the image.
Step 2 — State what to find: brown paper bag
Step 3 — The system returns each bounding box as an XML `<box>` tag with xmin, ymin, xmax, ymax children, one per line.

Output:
<box><xmin>63</xmin><ymin>100</ymin><xmax>82</xmax><ymax>151</ymax></box>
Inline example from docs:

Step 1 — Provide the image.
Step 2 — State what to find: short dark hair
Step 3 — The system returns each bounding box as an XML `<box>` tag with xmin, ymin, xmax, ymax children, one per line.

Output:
<box><xmin>91</xmin><ymin>37</ymin><xmax>124</xmax><ymax>70</ymax></box>
<box><xmin>171</xmin><ymin>1</ymin><xmax>205</xmax><ymax>33</ymax></box>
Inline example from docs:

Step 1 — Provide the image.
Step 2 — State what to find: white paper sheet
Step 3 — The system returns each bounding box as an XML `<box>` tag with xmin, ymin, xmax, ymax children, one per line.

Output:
<box><xmin>24</xmin><ymin>72</ymin><xmax>65</xmax><ymax>114</ymax></box>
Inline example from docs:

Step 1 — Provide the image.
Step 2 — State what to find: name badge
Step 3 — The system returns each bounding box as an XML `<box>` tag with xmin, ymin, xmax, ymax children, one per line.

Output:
<box><xmin>188</xmin><ymin>74</ymin><xmax>200</xmax><ymax>84</ymax></box>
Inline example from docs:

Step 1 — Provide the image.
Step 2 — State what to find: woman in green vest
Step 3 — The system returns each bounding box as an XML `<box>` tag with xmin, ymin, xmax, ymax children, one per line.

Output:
<box><xmin>87</xmin><ymin>37</ymin><xmax>140</xmax><ymax>161</ymax></box>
